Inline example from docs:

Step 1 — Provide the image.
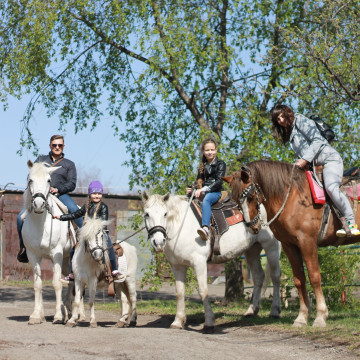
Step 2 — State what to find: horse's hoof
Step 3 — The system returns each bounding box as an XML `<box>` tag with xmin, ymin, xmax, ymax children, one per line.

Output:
<box><xmin>269</xmin><ymin>314</ymin><xmax>281</xmax><ymax>319</ymax></box>
<box><xmin>293</xmin><ymin>320</ymin><xmax>307</xmax><ymax>327</ymax></box>
<box><xmin>115</xmin><ymin>321</ymin><xmax>127</xmax><ymax>328</ymax></box>
<box><xmin>129</xmin><ymin>321</ymin><xmax>137</xmax><ymax>327</ymax></box>
<box><xmin>90</xmin><ymin>322</ymin><xmax>97</xmax><ymax>328</ymax></box>
<box><xmin>170</xmin><ymin>323</ymin><xmax>183</xmax><ymax>330</ymax></box>
<box><xmin>202</xmin><ymin>325</ymin><xmax>214</xmax><ymax>334</ymax></box>
<box><xmin>28</xmin><ymin>317</ymin><xmax>43</xmax><ymax>325</ymax></box>
<box><xmin>65</xmin><ymin>321</ymin><xmax>77</xmax><ymax>328</ymax></box>
<box><xmin>312</xmin><ymin>318</ymin><xmax>327</xmax><ymax>328</ymax></box>
<box><xmin>52</xmin><ymin>319</ymin><xmax>64</xmax><ymax>325</ymax></box>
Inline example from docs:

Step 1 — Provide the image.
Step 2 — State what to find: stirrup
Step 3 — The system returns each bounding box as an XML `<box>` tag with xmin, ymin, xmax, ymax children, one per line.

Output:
<box><xmin>17</xmin><ymin>247</ymin><xmax>29</xmax><ymax>263</ymax></box>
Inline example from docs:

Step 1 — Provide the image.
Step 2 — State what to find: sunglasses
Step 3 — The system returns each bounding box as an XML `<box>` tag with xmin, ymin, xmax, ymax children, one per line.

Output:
<box><xmin>51</xmin><ymin>143</ymin><xmax>64</xmax><ymax>149</ymax></box>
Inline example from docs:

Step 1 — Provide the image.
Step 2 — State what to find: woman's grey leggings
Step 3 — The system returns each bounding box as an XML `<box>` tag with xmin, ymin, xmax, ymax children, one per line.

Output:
<box><xmin>323</xmin><ymin>159</ymin><xmax>355</xmax><ymax>224</ymax></box>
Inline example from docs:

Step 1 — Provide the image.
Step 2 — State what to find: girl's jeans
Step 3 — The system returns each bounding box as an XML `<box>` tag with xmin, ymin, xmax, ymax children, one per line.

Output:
<box><xmin>201</xmin><ymin>191</ymin><xmax>221</xmax><ymax>228</ymax></box>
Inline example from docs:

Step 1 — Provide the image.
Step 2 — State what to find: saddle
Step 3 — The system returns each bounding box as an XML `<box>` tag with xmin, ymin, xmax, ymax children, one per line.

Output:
<box><xmin>306</xmin><ymin>166</ymin><xmax>360</xmax><ymax>242</ymax></box>
<box><xmin>191</xmin><ymin>191</ymin><xmax>243</xmax><ymax>258</ymax></box>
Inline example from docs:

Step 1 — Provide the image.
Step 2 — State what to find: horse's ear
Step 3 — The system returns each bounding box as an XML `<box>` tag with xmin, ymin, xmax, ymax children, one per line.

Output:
<box><xmin>240</xmin><ymin>169</ymin><xmax>251</xmax><ymax>183</ymax></box>
<box><xmin>48</xmin><ymin>166</ymin><xmax>60</xmax><ymax>175</ymax></box>
<box><xmin>163</xmin><ymin>193</ymin><xmax>170</xmax><ymax>202</ymax></box>
<box><xmin>142</xmin><ymin>190</ymin><xmax>149</xmax><ymax>202</ymax></box>
<box><xmin>27</xmin><ymin>160</ymin><xmax>33</xmax><ymax>169</ymax></box>
<box><xmin>222</xmin><ymin>176</ymin><xmax>232</xmax><ymax>184</ymax></box>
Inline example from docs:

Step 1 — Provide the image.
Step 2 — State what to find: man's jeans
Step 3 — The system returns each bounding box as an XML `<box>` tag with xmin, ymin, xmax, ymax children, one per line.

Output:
<box><xmin>58</xmin><ymin>194</ymin><xmax>83</xmax><ymax>228</ymax></box>
<box><xmin>201</xmin><ymin>191</ymin><xmax>221</xmax><ymax>228</ymax></box>
<box><xmin>17</xmin><ymin>193</ymin><xmax>83</xmax><ymax>248</ymax></box>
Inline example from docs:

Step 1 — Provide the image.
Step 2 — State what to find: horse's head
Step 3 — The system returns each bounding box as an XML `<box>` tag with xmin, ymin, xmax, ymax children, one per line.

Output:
<box><xmin>142</xmin><ymin>191</ymin><xmax>170</xmax><ymax>253</ymax></box>
<box><xmin>26</xmin><ymin>161</ymin><xmax>59</xmax><ymax>214</ymax></box>
<box><xmin>78</xmin><ymin>218</ymin><xmax>111</xmax><ymax>263</ymax></box>
<box><xmin>223</xmin><ymin>166</ymin><xmax>264</xmax><ymax>234</ymax></box>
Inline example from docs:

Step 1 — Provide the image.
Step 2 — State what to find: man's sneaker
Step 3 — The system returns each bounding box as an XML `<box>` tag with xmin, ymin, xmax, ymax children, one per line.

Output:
<box><xmin>17</xmin><ymin>247</ymin><xmax>29</xmax><ymax>263</ymax></box>
<box><xmin>197</xmin><ymin>227</ymin><xmax>209</xmax><ymax>241</ymax></box>
<box><xmin>60</xmin><ymin>273</ymin><xmax>74</xmax><ymax>285</ymax></box>
<box><xmin>112</xmin><ymin>270</ymin><xmax>125</xmax><ymax>283</ymax></box>
<box><xmin>336</xmin><ymin>224</ymin><xmax>360</xmax><ymax>237</ymax></box>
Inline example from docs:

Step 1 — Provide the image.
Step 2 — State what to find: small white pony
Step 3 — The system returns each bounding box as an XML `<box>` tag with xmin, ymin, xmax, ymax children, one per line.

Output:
<box><xmin>142</xmin><ymin>192</ymin><xmax>281</xmax><ymax>333</ymax></box>
<box><xmin>22</xmin><ymin>161</ymin><xmax>74</xmax><ymax>324</ymax></box>
<box><xmin>66</xmin><ymin>218</ymin><xmax>138</xmax><ymax>328</ymax></box>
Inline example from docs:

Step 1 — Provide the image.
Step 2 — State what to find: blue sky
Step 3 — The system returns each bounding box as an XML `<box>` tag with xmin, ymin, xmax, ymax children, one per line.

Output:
<box><xmin>0</xmin><ymin>95</ymin><xmax>133</xmax><ymax>194</ymax></box>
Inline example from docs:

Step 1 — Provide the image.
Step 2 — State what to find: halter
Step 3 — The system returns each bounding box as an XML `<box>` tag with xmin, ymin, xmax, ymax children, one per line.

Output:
<box><xmin>237</xmin><ymin>166</ymin><xmax>266</xmax><ymax>232</ymax></box>
<box><xmin>145</xmin><ymin>225</ymin><xmax>168</xmax><ymax>241</ymax></box>
<box><xmin>238</xmin><ymin>163</ymin><xmax>296</xmax><ymax>230</ymax></box>
<box><xmin>29</xmin><ymin>188</ymin><xmax>53</xmax><ymax>215</ymax></box>
<box><xmin>86</xmin><ymin>229</ymin><xmax>106</xmax><ymax>262</ymax></box>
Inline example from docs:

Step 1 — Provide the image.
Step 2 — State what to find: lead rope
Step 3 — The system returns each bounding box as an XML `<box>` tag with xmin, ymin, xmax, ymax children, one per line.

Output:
<box><xmin>263</xmin><ymin>163</ymin><xmax>296</xmax><ymax>227</ymax></box>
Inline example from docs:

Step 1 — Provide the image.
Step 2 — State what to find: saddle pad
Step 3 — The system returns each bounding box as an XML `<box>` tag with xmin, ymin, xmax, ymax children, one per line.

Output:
<box><xmin>116</xmin><ymin>254</ymin><xmax>127</xmax><ymax>283</ymax></box>
<box><xmin>344</xmin><ymin>183</ymin><xmax>360</xmax><ymax>201</ymax></box>
<box><xmin>225</xmin><ymin>210</ymin><xmax>243</xmax><ymax>226</ymax></box>
<box><xmin>305</xmin><ymin>171</ymin><xmax>326</xmax><ymax>204</ymax></box>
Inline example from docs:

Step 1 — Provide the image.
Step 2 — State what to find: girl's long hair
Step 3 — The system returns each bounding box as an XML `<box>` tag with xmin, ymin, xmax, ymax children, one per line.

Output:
<box><xmin>198</xmin><ymin>138</ymin><xmax>218</xmax><ymax>176</ymax></box>
<box><xmin>271</xmin><ymin>105</ymin><xmax>295</xmax><ymax>144</ymax></box>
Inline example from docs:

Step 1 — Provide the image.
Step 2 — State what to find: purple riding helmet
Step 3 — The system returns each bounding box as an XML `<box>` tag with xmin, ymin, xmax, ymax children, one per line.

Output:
<box><xmin>88</xmin><ymin>180</ymin><xmax>103</xmax><ymax>195</ymax></box>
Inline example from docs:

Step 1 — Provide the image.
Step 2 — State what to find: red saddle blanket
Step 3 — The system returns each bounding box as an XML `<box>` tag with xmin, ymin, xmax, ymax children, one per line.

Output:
<box><xmin>305</xmin><ymin>171</ymin><xmax>326</xmax><ymax>204</ymax></box>
<box><xmin>344</xmin><ymin>184</ymin><xmax>360</xmax><ymax>201</ymax></box>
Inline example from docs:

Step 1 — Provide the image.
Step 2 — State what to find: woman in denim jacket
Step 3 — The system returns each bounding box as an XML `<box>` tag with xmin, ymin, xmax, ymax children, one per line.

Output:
<box><xmin>271</xmin><ymin>104</ymin><xmax>359</xmax><ymax>237</ymax></box>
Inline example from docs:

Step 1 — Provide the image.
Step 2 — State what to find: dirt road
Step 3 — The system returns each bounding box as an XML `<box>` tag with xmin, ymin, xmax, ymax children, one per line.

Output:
<box><xmin>0</xmin><ymin>284</ymin><xmax>357</xmax><ymax>360</ymax></box>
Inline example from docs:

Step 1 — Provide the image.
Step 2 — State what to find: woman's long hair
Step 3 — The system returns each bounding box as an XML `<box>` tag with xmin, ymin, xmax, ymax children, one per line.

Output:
<box><xmin>271</xmin><ymin>105</ymin><xmax>295</xmax><ymax>144</ymax></box>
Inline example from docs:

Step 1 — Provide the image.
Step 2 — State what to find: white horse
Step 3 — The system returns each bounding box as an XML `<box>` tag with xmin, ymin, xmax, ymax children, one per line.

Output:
<box><xmin>142</xmin><ymin>192</ymin><xmax>281</xmax><ymax>333</ymax></box>
<box><xmin>22</xmin><ymin>161</ymin><xmax>73</xmax><ymax>324</ymax></box>
<box><xmin>66</xmin><ymin>218</ymin><xmax>138</xmax><ymax>328</ymax></box>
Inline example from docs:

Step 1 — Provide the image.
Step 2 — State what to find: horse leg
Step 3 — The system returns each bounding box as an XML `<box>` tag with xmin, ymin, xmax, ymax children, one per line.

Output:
<box><xmin>243</xmin><ymin>243</ymin><xmax>264</xmax><ymax>317</ymax></box>
<box><xmin>88</xmin><ymin>279</ymin><xmax>97</xmax><ymax>328</ymax></box>
<box><xmin>116</xmin><ymin>284</ymin><xmax>130</xmax><ymax>328</ymax></box>
<box><xmin>259</xmin><ymin>232</ymin><xmax>282</xmax><ymax>318</ymax></box>
<box><xmin>66</xmin><ymin>280</ymin><xmax>83</xmax><ymax>327</ymax></box>
<box><xmin>302</xmin><ymin>244</ymin><xmax>328</xmax><ymax>327</ymax></box>
<box><xmin>169</xmin><ymin>264</ymin><xmax>187</xmax><ymax>330</ymax></box>
<box><xmin>282</xmin><ymin>242</ymin><xmax>310</xmax><ymax>327</ymax></box>
<box><xmin>52</xmin><ymin>252</ymin><xmax>65</xmax><ymax>324</ymax></box>
<box><xmin>193</xmin><ymin>261</ymin><xmax>215</xmax><ymax>333</ymax></box>
<box><xmin>29</xmin><ymin>258</ymin><xmax>45</xmax><ymax>325</ymax></box>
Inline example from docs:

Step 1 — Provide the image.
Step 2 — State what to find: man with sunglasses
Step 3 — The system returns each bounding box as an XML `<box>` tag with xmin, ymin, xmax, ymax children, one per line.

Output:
<box><xmin>17</xmin><ymin>134</ymin><xmax>83</xmax><ymax>262</ymax></box>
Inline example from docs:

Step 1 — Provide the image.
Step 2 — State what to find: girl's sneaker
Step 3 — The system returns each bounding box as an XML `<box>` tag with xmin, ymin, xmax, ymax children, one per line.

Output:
<box><xmin>336</xmin><ymin>224</ymin><xmax>360</xmax><ymax>237</ymax></box>
<box><xmin>197</xmin><ymin>227</ymin><xmax>209</xmax><ymax>241</ymax></box>
<box><xmin>112</xmin><ymin>270</ymin><xmax>124</xmax><ymax>283</ymax></box>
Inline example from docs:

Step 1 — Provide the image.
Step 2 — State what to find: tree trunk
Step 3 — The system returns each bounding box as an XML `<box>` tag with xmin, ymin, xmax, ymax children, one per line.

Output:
<box><xmin>222</xmin><ymin>257</ymin><xmax>244</xmax><ymax>305</ymax></box>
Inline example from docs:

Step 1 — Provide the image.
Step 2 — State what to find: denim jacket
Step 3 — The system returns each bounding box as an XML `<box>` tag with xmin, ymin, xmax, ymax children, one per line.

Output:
<box><xmin>289</xmin><ymin>113</ymin><xmax>340</xmax><ymax>165</ymax></box>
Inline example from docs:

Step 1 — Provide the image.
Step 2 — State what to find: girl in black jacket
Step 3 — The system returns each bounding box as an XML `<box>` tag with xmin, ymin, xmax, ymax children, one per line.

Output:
<box><xmin>186</xmin><ymin>138</ymin><xmax>226</xmax><ymax>240</ymax></box>
<box><xmin>54</xmin><ymin>180</ymin><xmax>123</xmax><ymax>282</ymax></box>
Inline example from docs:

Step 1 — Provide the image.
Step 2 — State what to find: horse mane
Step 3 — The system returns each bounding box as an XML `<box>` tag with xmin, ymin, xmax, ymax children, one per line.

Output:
<box><xmin>78</xmin><ymin>218</ymin><xmax>108</xmax><ymax>242</ymax></box>
<box><xmin>247</xmin><ymin>160</ymin><xmax>306</xmax><ymax>201</ymax></box>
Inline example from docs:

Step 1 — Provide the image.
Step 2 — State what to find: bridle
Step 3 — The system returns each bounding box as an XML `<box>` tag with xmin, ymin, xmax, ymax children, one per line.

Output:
<box><xmin>237</xmin><ymin>163</ymin><xmax>297</xmax><ymax>229</ymax></box>
<box><xmin>236</xmin><ymin>166</ymin><xmax>266</xmax><ymax>232</ymax></box>
<box><xmin>28</xmin><ymin>182</ymin><xmax>53</xmax><ymax>215</ymax></box>
<box><xmin>86</xmin><ymin>229</ymin><xmax>107</xmax><ymax>262</ymax></box>
<box><xmin>145</xmin><ymin>224</ymin><xmax>168</xmax><ymax>240</ymax></box>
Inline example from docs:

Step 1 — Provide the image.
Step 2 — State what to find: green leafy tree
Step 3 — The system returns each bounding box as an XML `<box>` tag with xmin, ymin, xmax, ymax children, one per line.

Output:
<box><xmin>1</xmin><ymin>0</ymin><xmax>360</xmax><ymax>300</ymax></box>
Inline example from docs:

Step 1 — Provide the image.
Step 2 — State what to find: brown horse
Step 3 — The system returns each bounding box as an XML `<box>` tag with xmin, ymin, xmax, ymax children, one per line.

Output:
<box><xmin>223</xmin><ymin>159</ymin><xmax>360</xmax><ymax>327</ymax></box>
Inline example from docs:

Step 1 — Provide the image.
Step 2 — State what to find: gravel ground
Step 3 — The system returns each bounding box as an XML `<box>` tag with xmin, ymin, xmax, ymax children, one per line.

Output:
<box><xmin>0</xmin><ymin>283</ymin><xmax>358</xmax><ymax>360</ymax></box>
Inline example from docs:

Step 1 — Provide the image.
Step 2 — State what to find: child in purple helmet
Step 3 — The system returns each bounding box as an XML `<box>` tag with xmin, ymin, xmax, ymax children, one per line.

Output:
<box><xmin>54</xmin><ymin>180</ymin><xmax>123</xmax><ymax>283</ymax></box>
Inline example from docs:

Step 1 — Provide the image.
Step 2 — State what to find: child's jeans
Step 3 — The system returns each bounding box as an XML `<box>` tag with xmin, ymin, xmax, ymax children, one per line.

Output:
<box><xmin>201</xmin><ymin>192</ymin><xmax>221</xmax><ymax>228</ymax></box>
